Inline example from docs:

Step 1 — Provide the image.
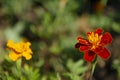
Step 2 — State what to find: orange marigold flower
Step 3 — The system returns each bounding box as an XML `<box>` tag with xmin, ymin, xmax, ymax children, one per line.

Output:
<box><xmin>7</xmin><ymin>40</ymin><xmax>33</xmax><ymax>61</ymax></box>
<box><xmin>75</xmin><ymin>28</ymin><xmax>112</xmax><ymax>62</ymax></box>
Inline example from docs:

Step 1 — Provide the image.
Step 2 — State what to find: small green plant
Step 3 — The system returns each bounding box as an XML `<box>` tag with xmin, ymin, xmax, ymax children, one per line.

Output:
<box><xmin>63</xmin><ymin>59</ymin><xmax>87</xmax><ymax>80</ymax></box>
<box><xmin>0</xmin><ymin>57</ymin><xmax>41</xmax><ymax>80</ymax></box>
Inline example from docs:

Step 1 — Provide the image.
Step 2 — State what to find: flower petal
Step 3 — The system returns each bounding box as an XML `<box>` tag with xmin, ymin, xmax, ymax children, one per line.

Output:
<box><xmin>75</xmin><ymin>43</ymin><xmax>81</xmax><ymax>48</ymax></box>
<box><xmin>25</xmin><ymin>54</ymin><xmax>32</xmax><ymax>60</ymax></box>
<box><xmin>94</xmin><ymin>46</ymin><xmax>104</xmax><ymax>53</ymax></box>
<box><xmin>95</xmin><ymin>28</ymin><xmax>103</xmax><ymax>35</ymax></box>
<box><xmin>23</xmin><ymin>52</ymin><xmax>32</xmax><ymax>60</ymax></box>
<box><xmin>98</xmin><ymin>48</ymin><xmax>111</xmax><ymax>60</ymax></box>
<box><xmin>80</xmin><ymin>46</ymin><xmax>90</xmax><ymax>51</ymax></box>
<box><xmin>84</xmin><ymin>50</ymin><xmax>96</xmax><ymax>62</ymax></box>
<box><xmin>7</xmin><ymin>40</ymin><xmax>15</xmax><ymax>49</ymax></box>
<box><xmin>100</xmin><ymin>32</ymin><xmax>112</xmax><ymax>45</ymax></box>
<box><xmin>77</xmin><ymin>36</ymin><xmax>88</xmax><ymax>45</ymax></box>
<box><xmin>9</xmin><ymin>52</ymin><xmax>21</xmax><ymax>61</ymax></box>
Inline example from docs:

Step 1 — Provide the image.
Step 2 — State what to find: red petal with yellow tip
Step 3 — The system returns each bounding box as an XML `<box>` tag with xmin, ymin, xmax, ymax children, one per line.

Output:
<box><xmin>98</xmin><ymin>48</ymin><xmax>110</xmax><ymax>60</ymax></box>
<box><xmin>84</xmin><ymin>50</ymin><xmax>96</xmax><ymax>62</ymax></box>
<box><xmin>100</xmin><ymin>32</ymin><xmax>112</xmax><ymax>45</ymax></box>
<box><xmin>77</xmin><ymin>36</ymin><xmax>88</xmax><ymax>45</ymax></box>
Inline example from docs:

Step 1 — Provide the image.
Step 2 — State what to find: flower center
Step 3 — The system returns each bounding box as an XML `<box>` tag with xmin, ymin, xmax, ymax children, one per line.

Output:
<box><xmin>88</xmin><ymin>32</ymin><xmax>102</xmax><ymax>49</ymax></box>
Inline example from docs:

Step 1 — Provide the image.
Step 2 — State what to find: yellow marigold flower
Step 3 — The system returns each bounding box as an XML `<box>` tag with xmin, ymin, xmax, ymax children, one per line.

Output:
<box><xmin>7</xmin><ymin>40</ymin><xmax>33</xmax><ymax>61</ymax></box>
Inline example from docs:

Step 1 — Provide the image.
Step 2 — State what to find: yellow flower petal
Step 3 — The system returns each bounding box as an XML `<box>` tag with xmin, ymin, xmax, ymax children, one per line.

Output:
<box><xmin>7</xmin><ymin>40</ymin><xmax>33</xmax><ymax>61</ymax></box>
<box><xmin>26</xmin><ymin>42</ymin><xmax>31</xmax><ymax>46</ymax></box>
<box><xmin>7</xmin><ymin>40</ymin><xmax>14</xmax><ymax>48</ymax></box>
<box><xmin>9</xmin><ymin>52</ymin><xmax>22</xmax><ymax>61</ymax></box>
<box><xmin>22</xmin><ymin>52</ymin><xmax>32</xmax><ymax>60</ymax></box>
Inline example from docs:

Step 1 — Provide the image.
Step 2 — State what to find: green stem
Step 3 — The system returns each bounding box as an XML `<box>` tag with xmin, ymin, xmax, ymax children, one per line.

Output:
<box><xmin>88</xmin><ymin>60</ymin><xmax>97</xmax><ymax>80</ymax></box>
<box><xmin>16</xmin><ymin>58</ymin><xmax>22</xmax><ymax>79</ymax></box>
<box><xmin>57</xmin><ymin>72</ymin><xmax>61</xmax><ymax>80</ymax></box>
<box><xmin>91</xmin><ymin>60</ymin><xmax>97</xmax><ymax>76</ymax></box>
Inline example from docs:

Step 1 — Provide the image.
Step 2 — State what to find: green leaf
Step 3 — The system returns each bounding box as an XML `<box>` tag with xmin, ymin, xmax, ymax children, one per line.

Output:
<box><xmin>112</xmin><ymin>22</ymin><xmax>120</xmax><ymax>33</ymax></box>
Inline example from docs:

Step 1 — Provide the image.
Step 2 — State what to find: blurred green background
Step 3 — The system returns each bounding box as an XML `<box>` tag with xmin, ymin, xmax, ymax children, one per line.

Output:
<box><xmin>0</xmin><ymin>0</ymin><xmax>120</xmax><ymax>80</ymax></box>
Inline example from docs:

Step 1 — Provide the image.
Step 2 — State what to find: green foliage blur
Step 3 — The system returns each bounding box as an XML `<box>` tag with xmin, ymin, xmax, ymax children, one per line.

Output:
<box><xmin>0</xmin><ymin>0</ymin><xmax>120</xmax><ymax>80</ymax></box>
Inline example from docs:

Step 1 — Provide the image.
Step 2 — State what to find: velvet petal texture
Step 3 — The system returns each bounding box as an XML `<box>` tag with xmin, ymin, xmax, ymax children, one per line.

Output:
<box><xmin>80</xmin><ymin>46</ymin><xmax>90</xmax><ymax>51</ymax></box>
<box><xmin>75</xmin><ymin>43</ymin><xmax>81</xmax><ymax>48</ymax></box>
<box><xmin>98</xmin><ymin>48</ymin><xmax>110</xmax><ymax>60</ymax></box>
<box><xmin>84</xmin><ymin>50</ymin><xmax>96</xmax><ymax>62</ymax></box>
<box><xmin>100</xmin><ymin>32</ymin><xmax>112</xmax><ymax>45</ymax></box>
<box><xmin>95</xmin><ymin>28</ymin><xmax>103</xmax><ymax>35</ymax></box>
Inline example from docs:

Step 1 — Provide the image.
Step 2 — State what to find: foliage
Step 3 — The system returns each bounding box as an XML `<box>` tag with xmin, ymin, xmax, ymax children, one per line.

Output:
<box><xmin>64</xmin><ymin>59</ymin><xmax>87</xmax><ymax>80</ymax></box>
<box><xmin>0</xmin><ymin>0</ymin><xmax>120</xmax><ymax>80</ymax></box>
<box><xmin>113</xmin><ymin>59</ymin><xmax>120</xmax><ymax>79</ymax></box>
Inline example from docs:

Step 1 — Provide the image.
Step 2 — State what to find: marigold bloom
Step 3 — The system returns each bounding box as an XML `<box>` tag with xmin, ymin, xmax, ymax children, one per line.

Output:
<box><xmin>7</xmin><ymin>40</ymin><xmax>33</xmax><ymax>61</ymax></box>
<box><xmin>75</xmin><ymin>28</ymin><xmax>112</xmax><ymax>62</ymax></box>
